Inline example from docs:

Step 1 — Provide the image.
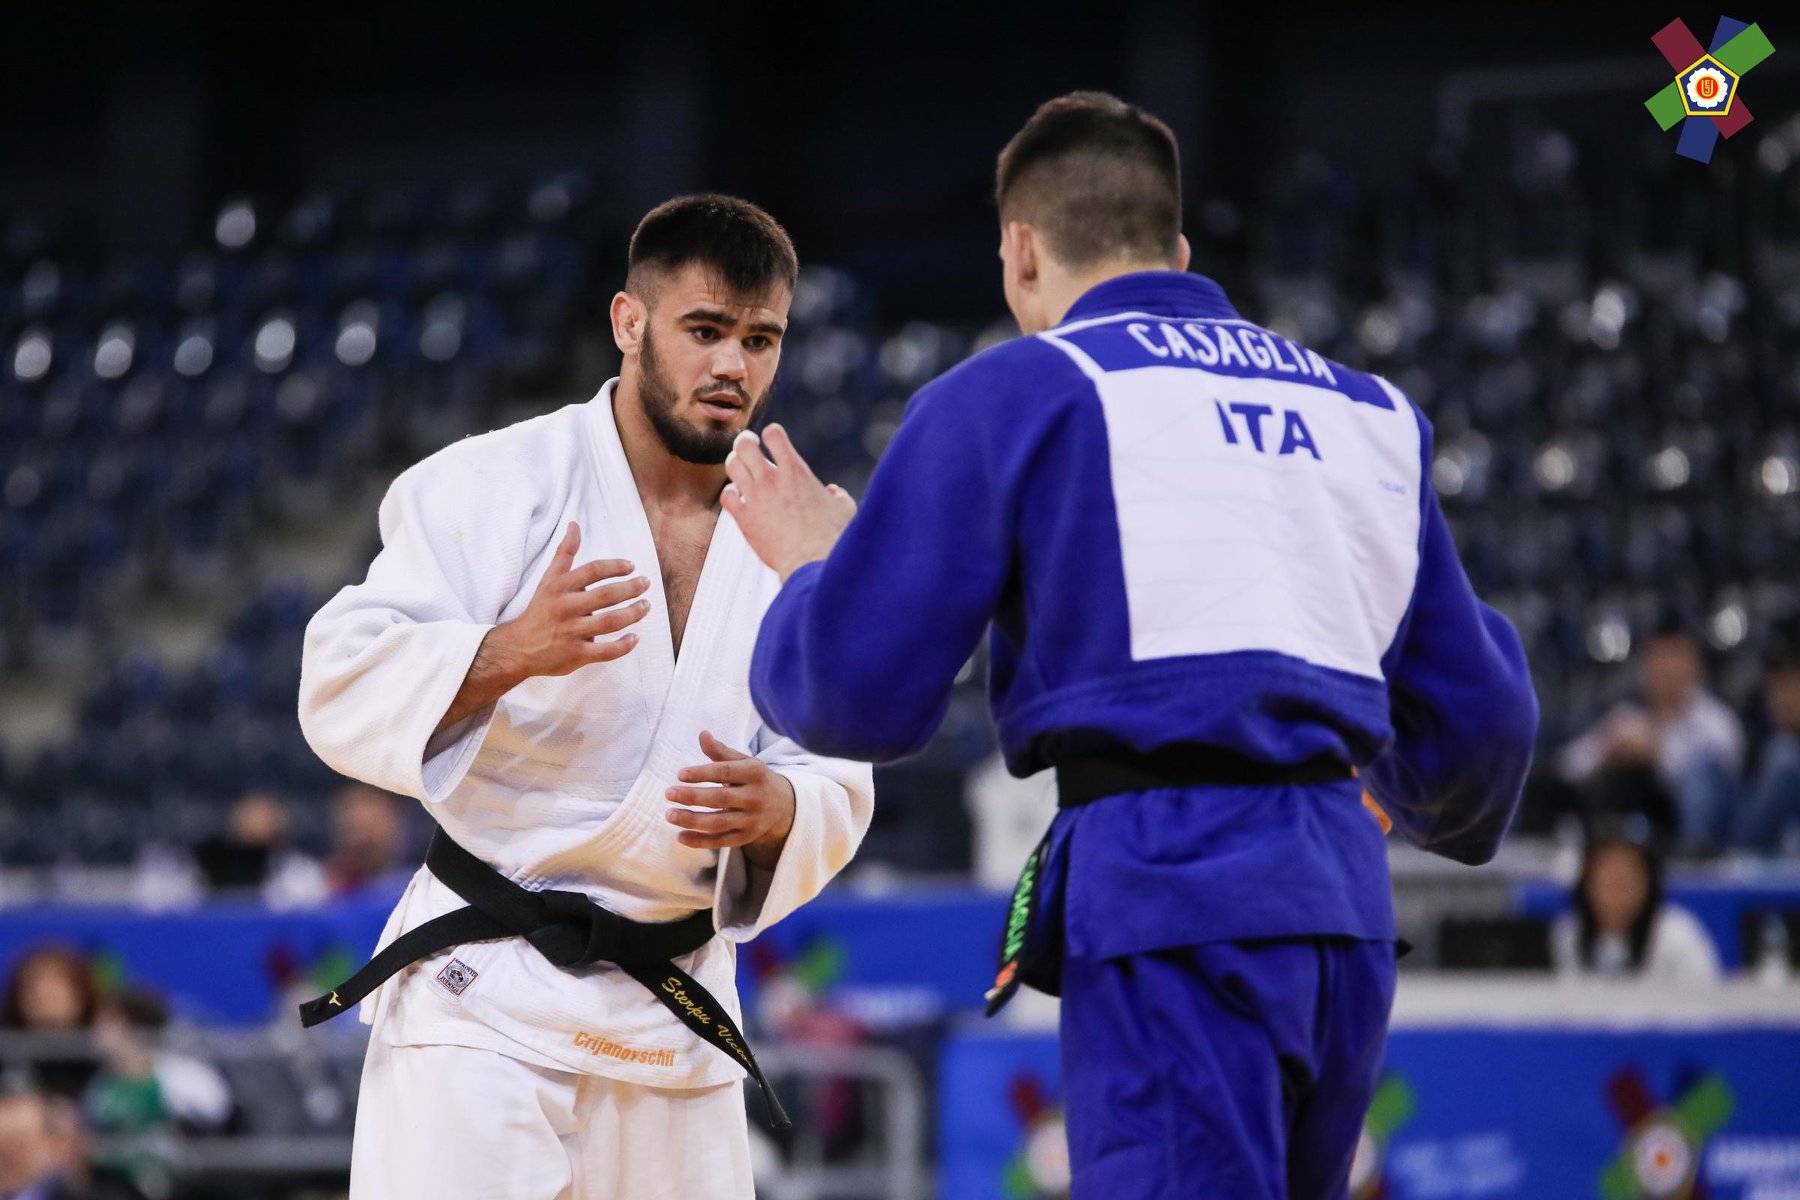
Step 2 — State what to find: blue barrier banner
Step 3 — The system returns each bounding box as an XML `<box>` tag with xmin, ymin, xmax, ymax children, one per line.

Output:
<box><xmin>735</xmin><ymin>886</ymin><xmax>1005</xmax><ymax>1024</ymax></box>
<box><xmin>0</xmin><ymin>894</ymin><xmax>401</xmax><ymax>1025</ymax></box>
<box><xmin>0</xmin><ymin>885</ymin><xmax>1008</xmax><ymax>1026</ymax></box>
<box><xmin>940</xmin><ymin>1023</ymin><xmax>1800</xmax><ymax>1200</ymax></box>
<box><xmin>3</xmin><ymin>874</ymin><xmax>1794</xmax><ymax>1027</ymax></box>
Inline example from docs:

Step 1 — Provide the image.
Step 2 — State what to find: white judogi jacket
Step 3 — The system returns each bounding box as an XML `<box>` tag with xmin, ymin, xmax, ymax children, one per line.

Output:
<box><xmin>298</xmin><ymin>380</ymin><xmax>873</xmax><ymax>1090</ymax></box>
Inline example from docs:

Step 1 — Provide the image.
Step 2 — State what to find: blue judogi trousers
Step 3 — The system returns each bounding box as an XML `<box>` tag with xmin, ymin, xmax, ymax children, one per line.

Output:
<box><xmin>1060</xmin><ymin>937</ymin><xmax>1396</xmax><ymax>1200</ymax></box>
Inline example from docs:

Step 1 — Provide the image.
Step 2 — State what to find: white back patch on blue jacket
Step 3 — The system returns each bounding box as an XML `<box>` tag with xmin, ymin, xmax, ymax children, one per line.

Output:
<box><xmin>1041</xmin><ymin>314</ymin><xmax>1422</xmax><ymax>680</ymax></box>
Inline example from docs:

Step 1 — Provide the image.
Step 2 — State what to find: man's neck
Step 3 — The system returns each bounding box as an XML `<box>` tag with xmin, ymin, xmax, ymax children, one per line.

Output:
<box><xmin>1042</xmin><ymin>258</ymin><xmax>1177</xmax><ymax>328</ymax></box>
<box><xmin>612</xmin><ymin>375</ymin><xmax>727</xmax><ymax>516</ymax></box>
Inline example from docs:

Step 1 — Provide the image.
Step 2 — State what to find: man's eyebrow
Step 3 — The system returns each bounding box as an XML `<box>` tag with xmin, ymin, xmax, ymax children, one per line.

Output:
<box><xmin>677</xmin><ymin>308</ymin><xmax>787</xmax><ymax>336</ymax></box>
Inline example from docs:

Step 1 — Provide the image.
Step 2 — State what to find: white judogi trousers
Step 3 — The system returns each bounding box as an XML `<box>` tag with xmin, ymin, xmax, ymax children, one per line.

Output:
<box><xmin>349</xmin><ymin>1036</ymin><xmax>754</xmax><ymax>1200</ymax></box>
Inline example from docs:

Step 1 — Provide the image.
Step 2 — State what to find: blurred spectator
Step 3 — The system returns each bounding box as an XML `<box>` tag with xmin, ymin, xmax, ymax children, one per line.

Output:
<box><xmin>0</xmin><ymin>1086</ymin><xmax>144</xmax><ymax>1200</ymax></box>
<box><xmin>79</xmin><ymin>989</ymin><xmax>231</xmax><ymax>1200</ymax></box>
<box><xmin>325</xmin><ymin>785</ymin><xmax>411</xmax><ymax>896</ymax></box>
<box><xmin>1734</xmin><ymin>652</ymin><xmax>1800</xmax><ymax>856</ymax></box>
<box><xmin>0</xmin><ymin>948</ymin><xmax>103</xmax><ymax>1101</ymax></box>
<box><xmin>1560</xmin><ymin>629</ymin><xmax>1743</xmax><ymax>853</ymax></box>
<box><xmin>45</xmin><ymin>1092</ymin><xmax>142</xmax><ymax>1200</ymax></box>
<box><xmin>194</xmin><ymin>791</ymin><xmax>328</xmax><ymax>909</ymax></box>
<box><xmin>1551</xmin><ymin>837</ymin><xmax>1722</xmax><ymax>982</ymax></box>
<box><xmin>125</xmin><ymin>847</ymin><xmax>203</xmax><ymax>915</ymax></box>
<box><xmin>0</xmin><ymin>1089</ymin><xmax>56</xmax><ymax>1200</ymax></box>
<box><xmin>85</xmin><ymin>990</ymin><xmax>232</xmax><ymax>1137</ymax></box>
<box><xmin>1582</xmin><ymin>764</ymin><xmax>1679</xmax><ymax>849</ymax></box>
<box><xmin>0</xmin><ymin>1088</ymin><xmax>140</xmax><ymax>1200</ymax></box>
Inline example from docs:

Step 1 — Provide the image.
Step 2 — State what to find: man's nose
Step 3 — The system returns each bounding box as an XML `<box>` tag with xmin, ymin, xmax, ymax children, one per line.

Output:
<box><xmin>711</xmin><ymin>342</ymin><xmax>748</xmax><ymax>380</ymax></box>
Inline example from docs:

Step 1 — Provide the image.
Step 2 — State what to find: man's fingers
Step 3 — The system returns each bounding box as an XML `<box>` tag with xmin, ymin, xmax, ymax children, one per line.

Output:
<box><xmin>664</xmin><ymin>784</ymin><xmax>748</xmax><ymax>810</ymax></box>
<box><xmin>579</xmin><ymin>633</ymin><xmax>638</xmax><ymax>663</ymax></box>
<box><xmin>721</xmin><ymin>482</ymin><xmax>747</xmax><ymax>516</ymax></box>
<box><xmin>539</xmin><ymin>523</ymin><xmax>581</xmax><ymax>592</ymax></box>
<box><xmin>571</xmin><ymin>601</ymin><xmax>650</xmax><ymax>639</ymax></box>
<box><xmin>824</xmin><ymin>483</ymin><xmax>857</xmax><ymax>517</ymax></box>
<box><xmin>663</xmin><ymin>806</ymin><xmax>744</xmax><ymax>833</ymax></box>
<box><xmin>558</xmin><ymin>573</ymin><xmax>649</xmax><ymax>614</ymax></box>
<box><xmin>727</xmin><ymin>431</ymin><xmax>767</xmax><ymax>481</ymax></box>
<box><xmin>723</xmin><ymin>456</ymin><xmax>753</xmax><ymax>497</ymax></box>
<box><xmin>561</xmin><ymin>559</ymin><xmax>639</xmax><ymax>593</ymax></box>
<box><xmin>676</xmin><ymin>758</ymin><xmax>759</xmax><ymax>786</ymax></box>
<box><xmin>761</xmin><ymin>424</ymin><xmax>812</xmax><ymax>477</ymax></box>
<box><xmin>674</xmin><ymin>830</ymin><xmax>753</xmax><ymax>850</ymax></box>
<box><xmin>699</xmin><ymin>730</ymin><xmax>750</xmax><ymax>762</ymax></box>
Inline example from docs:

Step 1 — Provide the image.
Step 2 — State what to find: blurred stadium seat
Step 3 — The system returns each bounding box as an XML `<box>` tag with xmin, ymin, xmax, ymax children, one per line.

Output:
<box><xmin>7</xmin><ymin>119</ymin><xmax>1800</xmax><ymax>867</ymax></box>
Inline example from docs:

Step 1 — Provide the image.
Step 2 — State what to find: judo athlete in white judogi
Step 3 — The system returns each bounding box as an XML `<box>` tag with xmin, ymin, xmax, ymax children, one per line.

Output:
<box><xmin>296</xmin><ymin>195</ymin><xmax>873</xmax><ymax>1200</ymax></box>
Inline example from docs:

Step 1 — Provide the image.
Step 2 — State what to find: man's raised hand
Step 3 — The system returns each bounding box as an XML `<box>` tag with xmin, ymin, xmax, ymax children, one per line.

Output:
<box><xmin>434</xmin><ymin>523</ymin><xmax>650</xmax><ymax>738</ymax></box>
<box><xmin>722</xmin><ymin>424</ymin><xmax>857</xmax><ymax>581</ymax></box>
<box><xmin>487</xmin><ymin>522</ymin><xmax>650</xmax><ymax>679</ymax></box>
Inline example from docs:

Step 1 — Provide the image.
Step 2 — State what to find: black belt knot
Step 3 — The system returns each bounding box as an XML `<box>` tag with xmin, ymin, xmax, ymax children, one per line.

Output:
<box><xmin>299</xmin><ymin>828</ymin><xmax>789</xmax><ymax>1132</ymax></box>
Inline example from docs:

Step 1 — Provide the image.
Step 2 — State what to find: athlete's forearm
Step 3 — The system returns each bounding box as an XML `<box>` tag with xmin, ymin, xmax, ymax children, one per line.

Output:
<box><xmin>740</xmin><ymin>827</ymin><xmax>790</xmax><ymax>872</ymax></box>
<box><xmin>429</xmin><ymin>530</ymin><xmax>651</xmax><ymax>741</ymax></box>
<box><xmin>432</xmin><ymin>624</ymin><xmax>529</xmax><ymax>738</ymax></box>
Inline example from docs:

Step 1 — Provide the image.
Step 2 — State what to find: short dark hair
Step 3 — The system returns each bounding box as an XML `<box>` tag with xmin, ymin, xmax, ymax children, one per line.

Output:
<box><xmin>626</xmin><ymin>194</ymin><xmax>798</xmax><ymax>301</ymax></box>
<box><xmin>995</xmin><ymin>91</ymin><xmax>1181</xmax><ymax>269</ymax></box>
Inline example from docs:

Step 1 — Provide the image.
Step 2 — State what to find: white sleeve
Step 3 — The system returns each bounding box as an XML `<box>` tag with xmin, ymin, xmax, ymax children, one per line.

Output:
<box><xmin>711</xmin><ymin>730</ymin><xmax>874</xmax><ymax>941</ymax></box>
<box><xmin>1648</xmin><ymin>905</ymin><xmax>1724</xmax><ymax>983</ymax></box>
<box><xmin>297</xmin><ymin>448</ymin><xmax>548</xmax><ymax>803</ymax></box>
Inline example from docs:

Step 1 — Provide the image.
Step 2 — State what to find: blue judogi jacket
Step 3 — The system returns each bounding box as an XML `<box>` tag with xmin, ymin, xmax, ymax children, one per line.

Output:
<box><xmin>750</xmin><ymin>271</ymin><xmax>1538</xmax><ymax>957</ymax></box>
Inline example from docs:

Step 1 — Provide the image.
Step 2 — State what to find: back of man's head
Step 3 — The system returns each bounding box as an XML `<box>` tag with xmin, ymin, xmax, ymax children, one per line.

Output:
<box><xmin>626</xmin><ymin>194</ymin><xmax>798</xmax><ymax>303</ymax></box>
<box><xmin>995</xmin><ymin>91</ymin><xmax>1182</xmax><ymax>270</ymax></box>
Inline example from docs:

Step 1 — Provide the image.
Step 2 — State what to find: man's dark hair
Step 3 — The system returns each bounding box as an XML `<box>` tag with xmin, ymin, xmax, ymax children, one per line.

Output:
<box><xmin>626</xmin><ymin>194</ymin><xmax>798</xmax><ymax>300</ymax></box>
<box><xmin>995</xmin><ymin>91</ymin><xmax>1181</xmax><ymax>269</ymax></box>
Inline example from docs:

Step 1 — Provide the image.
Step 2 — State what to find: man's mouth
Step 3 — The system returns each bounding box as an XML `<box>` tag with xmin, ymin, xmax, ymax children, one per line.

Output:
<box><xmin>697</xmin><ymin>393</ymin><xmax>746</xmax><ymax>421</ymax></box>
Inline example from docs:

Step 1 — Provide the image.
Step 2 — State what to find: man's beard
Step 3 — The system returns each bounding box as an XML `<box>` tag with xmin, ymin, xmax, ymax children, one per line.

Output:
<box><xmin>637</xmin><ymin>328</ymin><xmax>771</xmax><ymax>465</ymax></box>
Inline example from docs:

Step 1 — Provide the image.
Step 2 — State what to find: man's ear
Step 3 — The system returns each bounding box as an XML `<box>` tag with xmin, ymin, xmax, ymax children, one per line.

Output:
<box><xmin>1174</xmin><ymin>233</ymin><xmax>1192</xmax><ymax>273</ymax></box>
<box><xmin>1009</xmin><ymin>221</ymin><xmax>1041</xmax><ymax>290</ymax></box>
<box><xmin>611</xmin><ymin>291</ymin><xmax>646</xmax><ymax>355</ymax></box>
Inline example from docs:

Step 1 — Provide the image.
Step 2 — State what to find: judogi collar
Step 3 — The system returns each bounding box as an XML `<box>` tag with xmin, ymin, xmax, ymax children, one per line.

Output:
<box><xmin>1059</xmin><ymin>270</ymin><xmax>1240</xmax><ymax>324</ymax></box>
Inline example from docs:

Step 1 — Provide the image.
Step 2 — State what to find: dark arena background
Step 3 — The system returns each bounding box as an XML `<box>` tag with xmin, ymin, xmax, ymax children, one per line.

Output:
<box><xmin>3</xmin><ymin>4</ymin><xmax>1800</xmax><ymax>1198</ymax></box>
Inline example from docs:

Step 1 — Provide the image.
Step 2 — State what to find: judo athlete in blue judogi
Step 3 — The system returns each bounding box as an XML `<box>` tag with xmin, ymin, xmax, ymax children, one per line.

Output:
<box><xmin>723</xmin><ymin>92</ymin><xmax>1539</xmax><ymax>1199</ymax></box>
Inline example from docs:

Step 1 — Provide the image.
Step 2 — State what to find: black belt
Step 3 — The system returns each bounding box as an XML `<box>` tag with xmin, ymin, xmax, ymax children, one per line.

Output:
<box><xmin>986</xmin><ymin>745</ymin><xmax>1356</xmax><ymax>1017</ymax></box>
<box><xmin>300</xmin><ymin>828</ymin><xmax>790</xmax><ymax>1132</ymax></box>
<box><xmin>1057</xmin><ymin>744</ymin><xmax>1353</xmax><ymax>808</ymax></box>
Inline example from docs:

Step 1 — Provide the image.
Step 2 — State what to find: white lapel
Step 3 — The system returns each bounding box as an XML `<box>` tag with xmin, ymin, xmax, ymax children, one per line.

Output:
<box><xmin>564</xmin><ymin>383</ymin><xmax>774</xmax><ymax>903</ymax></box>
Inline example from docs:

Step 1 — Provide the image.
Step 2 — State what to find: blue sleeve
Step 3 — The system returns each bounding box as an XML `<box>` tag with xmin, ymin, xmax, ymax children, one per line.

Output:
<box><xmin>749</xmin><ymin>369</ymin><xmax>1019</xmax><ymax>762</ymax></box>
<box><xmin>1361</xmin><ymin>414</ymin><xmax>1539</xmax><ymax>865</ymax></box>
